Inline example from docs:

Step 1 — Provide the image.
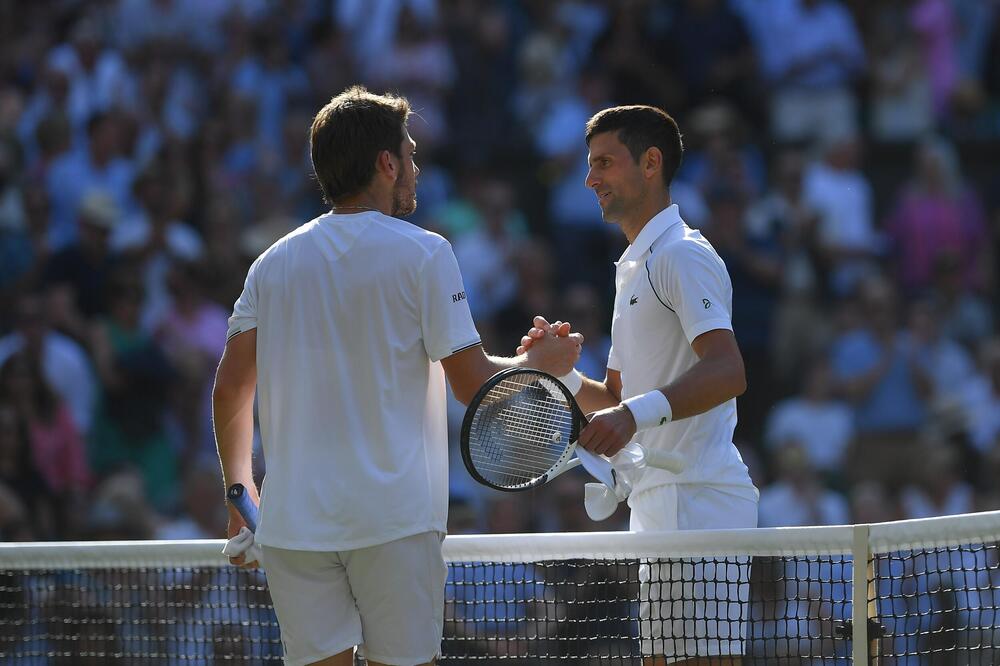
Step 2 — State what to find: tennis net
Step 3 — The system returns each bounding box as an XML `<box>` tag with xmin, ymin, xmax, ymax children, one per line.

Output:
<box><xmin>0</xmin><ymin>511</ymin><xmax>997</xmax><ymax>663</ymax></box>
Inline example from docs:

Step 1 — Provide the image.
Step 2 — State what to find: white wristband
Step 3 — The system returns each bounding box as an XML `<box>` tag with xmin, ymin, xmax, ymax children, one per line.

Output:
<box><xmin>557</xmin><ymin>369</ymin><xmax>583</xmax><ymax>396</ymax></box>
<box><xmin>622</xmin><ymin>391</ymin><xmax>672</xmax><ymax>431</ymax></box>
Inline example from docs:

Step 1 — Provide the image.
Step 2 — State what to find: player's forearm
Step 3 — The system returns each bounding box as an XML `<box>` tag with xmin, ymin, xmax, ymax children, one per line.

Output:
<box><xmin>213</xmin><ymin>387</ymin><xmax>257</xmax><ymax>492</ymax></box>
<box><xmin>574</xmin><ymin>375</ymin><xmax>621</xmax><ymax>413</ymax></box>
<box><xmin>659</xmin><ymin>355</ymin><xmax>746</xmax><ymax>421</ymax></box>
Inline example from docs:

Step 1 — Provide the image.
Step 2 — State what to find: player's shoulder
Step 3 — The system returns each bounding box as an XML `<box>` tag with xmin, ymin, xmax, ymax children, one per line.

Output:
<box><xmin>648</xmin><ymin>222</ymin><xmax>724</xmax><ymax>271</ymax></box>
<box><xmin>245</xmin><ymin>217</ymin><xmax>317</xmax><ymax>270</ymax></box>
<box><xmin>369</xmin><ymin>213</ymin><xmax>452</xmax><ymax>257</ymax></box>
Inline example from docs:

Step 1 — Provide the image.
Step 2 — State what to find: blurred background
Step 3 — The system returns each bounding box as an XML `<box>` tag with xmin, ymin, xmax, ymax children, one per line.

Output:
<box><xmin>0</xmin><ymin>0</ymin><xmax>997</xmax><ymax>543</ymax></box>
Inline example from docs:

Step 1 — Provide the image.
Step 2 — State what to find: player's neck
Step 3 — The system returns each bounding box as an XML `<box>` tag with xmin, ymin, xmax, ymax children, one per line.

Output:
<box><xmin>621</xmin><ymin>193</ymin><xmax>672</xmax><ymax>245</ymax></box>
<box><xmin>331</xmin><ymin>189</ymin><xmax>391</xmax><ymax>216</ymax></box>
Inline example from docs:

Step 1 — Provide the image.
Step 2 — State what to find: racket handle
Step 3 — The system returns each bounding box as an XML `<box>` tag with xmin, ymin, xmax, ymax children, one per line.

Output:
<box><xmin>227</xmin><ymin>483</ymin><xmax>259</xmax><ymax>533</ymax></box>
<box><xmin>642</xmin><ymin>449</ymin><xmax>686</xmax><ymax>474</ymax></box>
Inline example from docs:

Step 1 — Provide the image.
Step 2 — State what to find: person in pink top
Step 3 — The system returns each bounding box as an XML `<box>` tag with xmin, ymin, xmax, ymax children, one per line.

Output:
<box><xmin>910</xmin><ymin>0</ymin><xmax>960</xmax><ymax>119</ymax></box>
<box><xmin>0</xmin><ymin>351</ymin><xmax>91</xmax><ymax>535</ymax></box>
<box><xmin>156</xmin><ymin>262</ymin><xmax>230</xmax><ymax>465</ymax></box>
<box><xmin>884</xmin><ymin>136</ymin><xmax>988</xmax><ymax>295</ymax></box>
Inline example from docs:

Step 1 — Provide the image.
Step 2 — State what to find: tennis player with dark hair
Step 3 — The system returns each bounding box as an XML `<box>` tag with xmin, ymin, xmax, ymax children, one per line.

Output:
<box><xmin>520</xmin><ymin>105</ymin><xmax>758</xmax><ymax>666</ymax></box>
<box><xmin>213</xmin><ymin>85</ymin><xmax>581</xmax><ymax>666</ymax></box>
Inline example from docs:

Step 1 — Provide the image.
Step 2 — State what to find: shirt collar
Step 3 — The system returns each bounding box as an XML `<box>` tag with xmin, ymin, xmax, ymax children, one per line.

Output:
<box><xmin>617</xmin><ymin>204</ymin><xmax>683</xmax><ymax>264</ymax></box>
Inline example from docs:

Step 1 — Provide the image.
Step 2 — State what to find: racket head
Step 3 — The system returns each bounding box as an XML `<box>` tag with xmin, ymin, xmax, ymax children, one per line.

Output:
<box><xmin>461</xmin><ymin>367</ymin><xmax>582</xmax><ymax>492</ymax></box>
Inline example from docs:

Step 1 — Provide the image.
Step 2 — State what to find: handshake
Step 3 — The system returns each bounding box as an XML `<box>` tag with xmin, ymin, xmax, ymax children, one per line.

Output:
<box><xmin>515</xmin><ymin>315</ymin><xmax>583</xmax><ymax>377</ymax></box>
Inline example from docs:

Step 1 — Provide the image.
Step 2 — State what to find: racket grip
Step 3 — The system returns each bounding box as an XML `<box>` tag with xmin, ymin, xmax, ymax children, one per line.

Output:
<box><xmin>227</xmin><ymin>483</ymin><xmax>259</xmax><ymax>533</ymax></box>
<box><xmin>643</xmin><ymin>449</ymin><xmax>686</xmax><ymax>474</ymax></box>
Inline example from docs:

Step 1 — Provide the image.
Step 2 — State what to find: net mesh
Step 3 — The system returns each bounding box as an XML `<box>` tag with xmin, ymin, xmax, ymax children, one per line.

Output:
<box><xmin>872</xmin><ymin>543</ymin><xmax>1000</xmax><ymax>664</ymax></box>
<box><xmin>0</xmin><ymin>513</ymin><xmax>996</xmax><ymax>664</ymax></box>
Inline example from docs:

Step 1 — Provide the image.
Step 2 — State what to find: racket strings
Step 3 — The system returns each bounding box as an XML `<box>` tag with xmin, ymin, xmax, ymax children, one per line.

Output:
<box><xmin>475</xmin><ymin>379</ymin><xmax>572</xmax><ymax>460</ymax></box>
<box><xmin>467</xmin><ymin>374</ymin><xmax>575</xmax><ymax>487</ymax></box>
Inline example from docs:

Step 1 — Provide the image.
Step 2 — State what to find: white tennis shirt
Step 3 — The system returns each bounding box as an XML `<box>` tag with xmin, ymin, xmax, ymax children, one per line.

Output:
<box><xmin>227</xmin><ymin>211</ymin><xmax>480</xmax><ymax>550</ymax></box>
<box><xmin>608</xmin><ymin>205</ymin><xmax>756</xmax><ymax>498</ymax></box>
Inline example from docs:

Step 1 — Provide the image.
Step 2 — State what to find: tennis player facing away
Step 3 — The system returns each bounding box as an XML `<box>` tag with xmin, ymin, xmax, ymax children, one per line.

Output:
<box><xmin>213</xmin><ymin>86</ymin><xmax>581</xmax><ymax>666</ymax></box>
<box><xmin>521</xmin><ymin>106</ymin><xmax>758</xmax><ymax>665</ymax></box>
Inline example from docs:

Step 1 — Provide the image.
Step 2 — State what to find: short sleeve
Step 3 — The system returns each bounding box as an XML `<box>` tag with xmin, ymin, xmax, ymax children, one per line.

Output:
<box><xmin>607</xmin><ymin>344</ymin><xmax>621</xmax><ymax>372</ymax></box>
<box><xmin>420</xmin><ymin>242</ymin><xmax>481</xmax><ymax>362</ymax></box>
<box><xmin>650</xmin><ymin>242</ymin><xmax>733</xmax><ymax>345</ymax></box>
<box><xmin>227</xmin><ymin>257</ymin><xmax>261</xmax><ymax>341</ymax></box>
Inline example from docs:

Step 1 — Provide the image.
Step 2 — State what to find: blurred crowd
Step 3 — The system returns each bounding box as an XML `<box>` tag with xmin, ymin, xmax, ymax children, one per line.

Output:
<box><xmin>0</xmin><ymin>0</ymin><xmax>998</xmax><ymax>543</ymax></box>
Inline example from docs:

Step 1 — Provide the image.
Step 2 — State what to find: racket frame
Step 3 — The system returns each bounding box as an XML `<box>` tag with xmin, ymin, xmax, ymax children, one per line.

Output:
<box><xmin>460</xmin><ymin>367</ymin><xmax>588</xmax><ymax>492</ymax></box>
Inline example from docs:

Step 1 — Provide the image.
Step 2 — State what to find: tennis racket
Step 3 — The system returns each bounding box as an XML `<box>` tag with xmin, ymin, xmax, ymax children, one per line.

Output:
<box><xmin>227</xmin><ymin>483</ymin><xmax>259</xmax><ymax>532</ymax></box>
<box><xmin>460</xmin><ymin>367</ymin><xmax>685</xmax><ymax>492</ymax></box>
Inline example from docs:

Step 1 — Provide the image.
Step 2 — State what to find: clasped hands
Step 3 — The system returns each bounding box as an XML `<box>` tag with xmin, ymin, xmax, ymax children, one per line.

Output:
<box><xmin>518</xmin><ymin>316</ymin><xmax>636</xmax><ymax>457</ymax></box>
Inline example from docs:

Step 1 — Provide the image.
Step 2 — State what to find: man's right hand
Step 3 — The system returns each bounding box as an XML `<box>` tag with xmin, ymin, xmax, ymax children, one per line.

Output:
<box><xmin>522</xmin><ymin>319</ymin><xmax>582</xmax><ymax>377</ymax></box>
<box><xmin>516</xmin><ymin>315</ymin><xmax>570</xmax><ymax>355</ymax></box>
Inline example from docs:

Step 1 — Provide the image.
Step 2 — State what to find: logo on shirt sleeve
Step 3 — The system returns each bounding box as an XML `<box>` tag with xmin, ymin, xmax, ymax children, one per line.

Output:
<box><xmin>702</xmin><ymin>299</ymin><xmax>712</xmax><ymax>309</ymax></box>
<box><xmin>452</xmin><ymin>291</ymin><xmax>467</xmax><ymax>303</ymax></box>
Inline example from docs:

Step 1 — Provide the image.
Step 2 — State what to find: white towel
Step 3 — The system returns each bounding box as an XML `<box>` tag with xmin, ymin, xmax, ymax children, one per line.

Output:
<box><xmin>222</xmin><ymin>526</ymin><xmax>262</xmax><ymax>567</ymax></box>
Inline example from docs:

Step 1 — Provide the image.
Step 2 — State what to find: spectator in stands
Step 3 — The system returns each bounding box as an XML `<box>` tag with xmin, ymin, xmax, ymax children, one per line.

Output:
<box><xmin>884</xmin><ymin>136</ymin><xmax>989</xmax><ymax>296</ymax></box>
<box><xmin>81</xmin><ymin>468</ymin><xmax>156</xmax><ymax>540</ymax></box>
<box><xmin>230</xmin><ymin>31</ymin><xmax>310</xmax><ymax>153</ymax></box>
<box><xmin>900</xmin><ymin>444</ymin><xmax>974</xmax><ymax>519</ymax></box>
<box><xmin>962</xmin><ymin>338</ymin><xmax>1000</xmax><ymax>454</ymax></box>
<box><xmin>758</xmin><ymin>0</ymin><xmax>866</xmax><ymax>143</ymax></box>
<box><xmin>758</xmin><ymin>442</ymin><xmax>850</xmax><ymax>527</ymax></box>
<box><xmin>928</xmin><ymin>253</ymin><xmax>994</xmax><ymax>353</ymax></box>
<box><xmin>0</xmin><ymin>352</ymin><xmax>90</xmax><ymax>532</ymax></box>
<box><xmin>675</xmin><ymin>103</ymin><xmax>767</xmax><ymax>201</ymax></box>
<box><xmin>830</xmin><ymin>276</ymin><xmax>931</xmax><ymax>486</ymax></box>
<box><xmin>654</xmin><ymin>0</ymin><xmax>757</xmax><ymax>116</ymax></box>
<box><xmin>849</xmin><ymin>480</ymin><xmax>901</xmax><ymax>524</ymax></box>
<box><xmin>110</xmin><ymin>165</ymin><xmax>203</xmax><ymax>329</ymax></box>
<box><xmin>557</xmin><ymin>283</ymin><xmax>612</xmax><ymax>382</ymax></box>
<box><xmin>87</xmin><ymin>270</ymin><xmax>177</xmax><ymax>510</ymax></box>
<box><xmin>0</xmin><ymin>141</ymin><xmax>35</xmax><ymax>297</ymax></box>
<box><xmin>155</xmin><ymin>262</ymin><xmax>228</xmax><ymax>465</ymax></box>
<box><xmin>367</xmin><ymin>7</ymin><xmax>454</xmax><ymax>148</ymax></box>
<box><xmin>765</xmin><ymin>356</ymin><xmax>854</xmax><ymax>480</ymax></box>
<box><xmin>155</xmin><ymin>465</ymin><xmax>227</xmax><ymax>540</ymax></box>
<box><xmin>453</xmin><ymin>177</ymin><xmax>528</xmax><ymax>323</ymax></box>
<box><xmin>702</xmin><ymin>185</ymin><xmax>782</xmax><ymax>443</ymax></box>
<box><xmin>903</xmin><ymin>298</ymin><xmax>975</xmax><ymax>419</ymax></box>
<box><xmin>42</xmin><ymin>190</ymin><xmax>122</xmax><ymax>334</ymax></box>
<box><xmin>868</xmin><ymin>4</ymin><xmax>934</xmax><ymax>141</ymax></box>
<box><xmin>803</xmin><ymin>133</ymin><xmax>879</xmax><ymax>296</ymax></box>
<box><xmin>0</xmin><ymin>293</ymin><xmax>97</xmax><ymax>435</ymax></box>
<box><xmin>747</xmin><ymin>149</ymin><xmax>829</xmax><ymax>386</ymax></box>
<box><xmin>45</xmin><ymin>111</ymin><xmax>135</xmax><ymax>251</ymax></box>
<box><xmin>909</xmin><ymin>0</ymin><xmax>961</xmax><ymax>122</ymax></box>
<box><xmin>16</xmin><ymin>66</ymin><xmax>75</xmax><ymax>165</ymax></box>
<box><xmin>199</xmin><ymin>197</ymin><xmax>252</xmax><ymax>311</ymax></box>
<box><xmin>539</xmin><ymin>70</ymin><xmax>621</xmax><ymax>296</ymax></box>
<box><xmin>0</xmin><ymin>403</ymin><xmax>52</xmax><ymax>539</ymax></box>
<box><xmin>44</xmin><ymin>17</ymin><xmax>134</xmax><ymax>129</ymax></box>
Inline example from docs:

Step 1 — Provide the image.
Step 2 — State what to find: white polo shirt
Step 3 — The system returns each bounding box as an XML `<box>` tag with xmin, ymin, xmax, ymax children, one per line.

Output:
<box><xmin>227</xmin><ymin>211</ymin><xmax>480</xmax><ymax>551</ymax></box>
<box><xmin>608</xmin><ymin>205</ymin><xmax>756</xmax><ymax>497</ymax></box>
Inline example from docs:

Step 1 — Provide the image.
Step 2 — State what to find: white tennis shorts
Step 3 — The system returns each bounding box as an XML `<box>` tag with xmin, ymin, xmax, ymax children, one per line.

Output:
<box><xmin>629</xmin><ymin>483</ymin><xmax>758</xmax><ymax>662</ymax></box>
<box><xmin>261</xmin><ymin>531</ymin><xmax>447</xmax><ymax>666</ymax></box>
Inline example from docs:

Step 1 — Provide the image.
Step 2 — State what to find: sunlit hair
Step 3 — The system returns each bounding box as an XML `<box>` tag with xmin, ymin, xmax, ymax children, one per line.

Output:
<box><xmin>310</xmin><ymin>86</ymin><xmax>411</xmax><ymax>205</ymax></box>
<box><xmin>585</xmin><ymin>105</ymin><xmax>683</xmax><ymax>186</ymax></box>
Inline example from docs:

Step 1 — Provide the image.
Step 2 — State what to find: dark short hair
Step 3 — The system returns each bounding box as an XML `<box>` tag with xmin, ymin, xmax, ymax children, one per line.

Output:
<box><xmin>310</xmin><ymin>86</ymin><xmax>411</xmax><ymax>204</ymax></box>
<box><xmin>585</xmin><ymin>105</ymin><xmax>684</xmax><ymax>187</ymax></box>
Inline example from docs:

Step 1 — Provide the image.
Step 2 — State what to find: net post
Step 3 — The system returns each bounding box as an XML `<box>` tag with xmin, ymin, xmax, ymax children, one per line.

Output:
<box><xmin>851</xmin><ymin>523</ymin><xmax>871</xmax><ymax>665</ymax></box>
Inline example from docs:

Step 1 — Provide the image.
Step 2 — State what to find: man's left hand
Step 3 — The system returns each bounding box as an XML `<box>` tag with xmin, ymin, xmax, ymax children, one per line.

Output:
<box><xmin>578</xmin><ymin>405</ymin><xmax>637</xmax><ymax>457</ymax></box>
